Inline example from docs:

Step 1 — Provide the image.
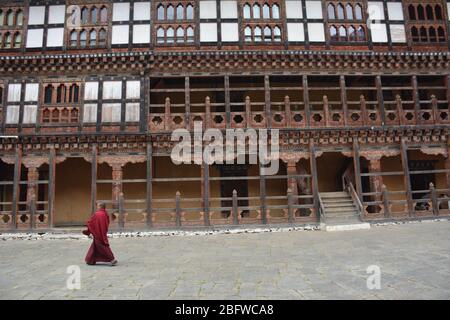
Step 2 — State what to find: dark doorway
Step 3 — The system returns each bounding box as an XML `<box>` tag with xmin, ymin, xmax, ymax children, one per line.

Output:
<box><xmin>409</xmin><ymin>160</ymin><xmax>436</xmax><ymax>211</ymax></box>
<box><xmin>217</xmin><ymin>164</ymin><xmax>249</xmax><ymax>218</ymax></box>
<box><xmin>409</xmin><ymin>160</ymin><xmax>436</xmax><ymax>199</ymax></box>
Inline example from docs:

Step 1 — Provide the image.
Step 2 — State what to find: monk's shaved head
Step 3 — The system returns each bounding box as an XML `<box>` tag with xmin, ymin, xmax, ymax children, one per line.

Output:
<box><xmin>97</xmin><ymin>202</ymin><xmax>106</xmax><ymax>209</ymax></box>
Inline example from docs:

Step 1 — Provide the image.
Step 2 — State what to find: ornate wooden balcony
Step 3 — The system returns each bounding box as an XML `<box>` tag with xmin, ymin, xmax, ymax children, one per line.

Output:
<box><xmin>148</xmin><ymin>94</ymin><xmax>448</xmax><ymax>132</ymax></box>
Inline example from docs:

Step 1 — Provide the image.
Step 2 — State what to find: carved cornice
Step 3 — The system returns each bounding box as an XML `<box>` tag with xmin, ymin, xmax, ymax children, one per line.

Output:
<box><xmin>97</xmin><ymin>155</ymin><xmax>147</xmax><ymax>167</ymax></box>
<box><xmin>22</xmin><ymin>157</ymin><xmax>48</xmax><ymax>168</ymax></box>
<box><xmin>0</xmin><ymin>50</ymin><xmax>448</xmax><ymax>75</ymax></box>
<box><xmin>360</xmin><ymin>149</ymin><xmax>401</xmax><ymax>160</ymax></box>
<box><xmin>420</xmin><ymin>146</ymin><xmax>448</xmax><ymax>157</ymax></box>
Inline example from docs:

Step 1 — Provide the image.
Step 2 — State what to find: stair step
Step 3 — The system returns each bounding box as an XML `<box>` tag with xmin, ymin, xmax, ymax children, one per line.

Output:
<box><xmin>325</xmin><ymin>212</ymin><xmax>359</xmax><ymax>220</ymax></box>
<box><xmin>325</xmin><ymin>211</ymin><xmax>358</xmax><ymax>218</ymax></box>
<box><xmin>322</xmin><ymin>198</ymin><xmax>354</xmax><ymax>204</ymax></box>
<box><xmin>320</xmin><ymin>192</ymin><xmax>349</xmax><ymax>198</ymax></box>
<box><xmin>324</xmin><ymin>207</ymin><xmax>358</xmax><ymax>213</ymax></box>
<box><xmin>321</xmin><ymin>196</ymin><xmax>352</xmax><ymax>200</ymax></box>
<box><xmin>324</xmin><ymin>202</ymin><xmax>355</xmax><ymax>208</ymax></box>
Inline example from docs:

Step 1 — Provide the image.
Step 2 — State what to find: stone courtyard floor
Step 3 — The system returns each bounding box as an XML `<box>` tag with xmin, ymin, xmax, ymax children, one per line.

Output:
<box><xmin>0</xmin><ymin>221</ymin><xmax>450</xmax><ymax>300</ymax></box>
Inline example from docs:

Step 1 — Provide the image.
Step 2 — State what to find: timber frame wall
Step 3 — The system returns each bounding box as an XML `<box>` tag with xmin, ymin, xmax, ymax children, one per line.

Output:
<box><xmin>0</xmin><ymin>0</ymin><xmax>449</xmax><ymax>230</ymax></box>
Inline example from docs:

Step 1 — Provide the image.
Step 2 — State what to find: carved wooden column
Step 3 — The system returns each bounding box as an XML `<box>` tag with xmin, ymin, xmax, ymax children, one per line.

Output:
<box><xmin>112</xmin><ymin>163</ymin><xmax>124</xmax><ymax>209</ymax></box>
<box><xmin>26</xmin><ymin>166</ymin><xmax>39</xmax><ymax>229</ymax></box>
<box><xmin>284</xmin><ymin>96</ymin><xmax>291</xmax><ymax>128</ymax></box>
<box><xmin>368</xmin><ymin>158</ymin><xmax>383</xmax><ymax>201</ymax></box>
<box><xmin>245</xmin><ymin>96</ymin><xmax>251</xmax><ymax>128</ymax></box>
<box><xmin>286</xmin><ymin>161</ymin><xmax>298</xmax><ymax>204</ymax></box>
<box><xmin>201</xmin><ymin>161</ymin><xmax>210</xmax><ymax>226</ymax></box>
<box><xmin>164</xmin><ymin>97</ymin><xmax>171</xmax><ymax>130</ymax></box>
<box><xmin>205</xmin><ymin>96</ymin><xmax>211</xmax><ymax>129</ymax></box>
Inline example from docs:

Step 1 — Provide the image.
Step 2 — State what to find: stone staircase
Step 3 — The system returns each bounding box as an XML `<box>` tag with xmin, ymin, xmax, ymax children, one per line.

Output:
<box><xmin>319</xmin><ymin>191</ymin><xmax>370</xmax><ymax>231</ymax></box>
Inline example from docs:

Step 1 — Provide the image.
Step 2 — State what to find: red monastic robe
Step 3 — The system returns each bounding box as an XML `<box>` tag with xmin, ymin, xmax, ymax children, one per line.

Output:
<box><xmin>84</xmin><ymin>208</ymin><xmax>116</xmax><ymax>265</ymax></box>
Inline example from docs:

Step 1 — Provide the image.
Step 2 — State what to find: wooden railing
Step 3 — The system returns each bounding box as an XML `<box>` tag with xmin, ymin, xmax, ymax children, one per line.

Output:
<box><xmin>148</xmin><ymin>94</ymin><xmax>448</xmax><ymax>132</ymax></box>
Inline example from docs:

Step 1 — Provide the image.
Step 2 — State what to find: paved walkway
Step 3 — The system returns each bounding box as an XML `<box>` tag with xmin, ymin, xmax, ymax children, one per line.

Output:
<box><xmin>1</xmin><ymin>221</ymin><xmax>450</xmax><ymax>299</ymax></box>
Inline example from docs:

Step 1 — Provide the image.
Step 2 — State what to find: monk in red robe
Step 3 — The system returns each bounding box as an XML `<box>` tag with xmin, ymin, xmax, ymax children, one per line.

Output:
<box><xmin>83</xmin><ymin>202</ymin><xmax>117</xmax><ymax>266</ymax></box>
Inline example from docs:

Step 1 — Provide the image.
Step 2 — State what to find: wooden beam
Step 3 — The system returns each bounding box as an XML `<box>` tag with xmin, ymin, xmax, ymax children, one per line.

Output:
<box><xmin>91</xmin><ymin>144</ymin><xmax>98</xmax><ymax>215</ymax></box>
<box><xmin>48</xmin><ymin>147</ymin><xmax>56</xmax><ymax>228</ymax></box>
<box><xmin>259</xmin><ymin>164</ymin><xmax>267</xmax><ymax>224</ymax></box>
<box><xmin>411</xmin><ymin>75</ymin><xmax>420</xmax><ymax>125</ymax></box>
<box><xmin>400</xmin><ymin>139</ymin><xmax>414</xmax><ymax>217</ymax></box>
<box><xmin>352</xmin><ymin>139</ymin><xmax>363</xmax><ymax>199</ymax></box>
<box><xmin>203</xmin><ymin>161</ymin><xmax>210</xmax><ymax>226</ymax></box>
<box><xmin>309</xmin><ymin>142</ymin><xmax>319</xmax><ymax>222</ymax></box>
<box><xmin>376</xmin><ymin>75</ymin><xmax>386</xmax><ymax>126</ymax></box>
<box><xmin>185</xmin><ymin>76</ymin><xmax>190</xmax><ymax>129</ymax></box>
<box><xmin>340</xmin><ymin>75</ymin><xmax>348</xmax><ymax>126</ymax></box>
<box><xmin>146</xmin><ymin>142</ymin><xmax>153</xmax><ymax>227</ymax></box>
<box><xmin>303</xmin><ymin>75</ymin><xmax>311</xmax><ymax>127</ymax></box>
<box><xmin>11</xmin><ymin>145</ymin><xmax>22</xmax><ymax>230</ymax></box>
<box><xmin>224</xmin><ymin>75</ymin><xmax>231</xmax><ymax>129</ymax></box>
<box><xmin>264</xmin><ymin>75</ymin><xmax>271</xmax><ymax>129</ymax></box>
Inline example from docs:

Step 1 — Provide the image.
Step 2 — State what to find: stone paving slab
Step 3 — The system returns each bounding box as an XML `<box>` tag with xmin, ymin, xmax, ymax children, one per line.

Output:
<box><xmin>1</xmin><ymin>221</ymin><xmax>450</xmax><ymax>299</ymax></box>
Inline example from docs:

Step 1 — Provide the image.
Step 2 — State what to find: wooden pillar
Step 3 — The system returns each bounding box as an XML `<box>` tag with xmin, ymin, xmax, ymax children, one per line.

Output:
<box><xmin>360</xmin><ymin>95</ymin><xmax>367</xmax><ymax>125</ymax></box>
<box><xmin>284</xmin><ymin>95</ymin><xmax>291</xmax><ymax>128</ymax></box>
<box><xmin>91</xmin><ymin>144</ymin><xmax>98</xmax><ymax>215</ymax></box>
<box><xmin>146</xmin><ymin>142</ymin><xmax>153</xmax><ymax>227</ymax></box>
<box><xmin>185</xmin><ymin>76</ymin><xmax>190</xmax><ymax>129</ymax></box>
<box><xmin>400</xmin><ymin>140</ymin><xmax>414</xmax><ymax>217</ymax></box>
<box><xmin>411</xmin><ymin>75</ymin><xmax>420</xmax><ymax>125</ymax></box>
<box><xmin>382</xmin><ymin>184</ymin><xmax>390</xmax><ymax>218</ymax></box>
<box><xmin>323</xmin><ymin>95</ymin><xmax>329</xmax><ymax>126</ymax></box>
<box><xmin>396</xmin><ymin>94</ymin><xmax>404</xmax><ymax>125</ymax></box>
<box><xmin>202</xmin><ymin>161</ymin><xmax>210</xmax><ymax>226</ymax></box>
<box><xmin>352</xmin><ymin>139</ymin><xmax>363</xmax><ymax>199</ymax></box>
<box><xmin>164</xmin><ymin>97</ymin><xmax>171</xmax><ymax>130</ymax></box>
<box><xmin>26</xmin><ymin>166</ymin><xmax>39</xmax><ymax>229</ymax></box>
<box><xmin>11</xmin><ymin>146</ymin><xmax>22</xmax><ymax>230</ymax></box>
<box><xmin>340</xmin><ymin>75</ymin><xmax>348</xmax><ymax>126</ymax></box>
<box><xmin>376</xmin><ymin>75</ymin><xmax>385</xmax><ymax>126</ymax></box>
<box><xmin>309</xmin><ymin>143</ymin><xmax>319</xmax><ymax>221</ymax></box>
<box><xmin>286</xmin><ymin>161</ymin><xmax>298</xmax><ymax>201</ymax></box>
<box><xmin>303</xmin><ymin>75</ymin><xmax>311</xmax><ymax>127</ymax></box>
<box><xmin>205</xmin><ymin>96</ymin><xmax>211</xmax><ymax>128</ymax></box>
<box><xmin>264</xmin><ymin>75</ymin><xmax>271</xmax><ymax>129</ymax></box>
<box><xmin>48</xmin><ymin>147</ymin><xmax>56</xmax><ymax>228</ymax></box>
<box><xmin>431</xmin><ymin>95</ymin><xmax>438</xmax><ymax>124</ymax></box>
<box><xmin>368</xmin><ymin>158</ymin><xmax>383</xmax><ymax>201</ymax></box>
<box><xmin>259</xmin><ymin>164</ymin><xmax>267</xmax><ymax>224</ymax></box>
<box><xmin>245</xmin><ymin>96</ymin><xmax>251</xmax><ymax>128</ymax></box>
<box><xmin>225</xmin><ymin>75</ymin><xmax>231</xmax><ymax>129</ymax></box>
<box><xmin>111</xmin><ymin>163</ymin><xmax>124</xmax><ymax>224</ymax></box>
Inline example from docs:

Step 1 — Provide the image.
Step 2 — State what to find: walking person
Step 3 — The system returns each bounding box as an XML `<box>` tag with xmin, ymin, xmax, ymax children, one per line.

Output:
<box><xmin>83</xmin><ymin>202</ymin><xmax>118</xmax><ymax>266</ymax></box>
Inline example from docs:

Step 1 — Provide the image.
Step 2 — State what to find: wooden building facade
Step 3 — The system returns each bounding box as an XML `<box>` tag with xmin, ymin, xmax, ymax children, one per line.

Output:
<box><xmin>0</xmin><ymin>0</ymin><xmax>449</xmax><ymax>230</ymax></box>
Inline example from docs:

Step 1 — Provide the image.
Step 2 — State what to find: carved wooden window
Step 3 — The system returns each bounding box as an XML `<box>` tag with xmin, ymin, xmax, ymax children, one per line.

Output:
<box><xmin>243</xmin><ymin>2</ymin><xmax>280</xmax><ymax>20</ymax></box>
<box><xmin>406</xmin><ymin>2</ymin><xmax>447</xmax><ymax>43</ymax></box>
<box><xmin>41</xmin><ymin>82</ymin><xmax>81</xmax><ymax>125</ymax></box>
<box><xmin>0</xmin><ymin>7</ymin><xmax>24</xmax><ymax>49</ymax></box>
<box><xmin>157</xmin><ymin>2</ymin><xmax>194</xmax><ymax>21</ymax></box>
<box><xmin>244</xmin><ymin>24</ymin><xmax>281</xmax><ymax>42</ymax></box>
<box><xmin>67</xmin><ymin>3</ymin><xmax>109</xmax><ymax>49</ymax></box>
<box><xmin>157</xmin><ymin>25</ymin><xmax>195</xmax><ymax>44</ymax></box>
<box><xmin>327</xmin><ymin>2</ymin><xmax>366</xmax><ymax>43</ymax></box>
<box><xmin>241</xmin><ymin>1</ymin><xmax>283</xmax><ymax>44</ymax></box>
<box><xmin>155</xmin><ymin>2</ymin><xmax>196</xmax><ymax>46</ymax></box>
